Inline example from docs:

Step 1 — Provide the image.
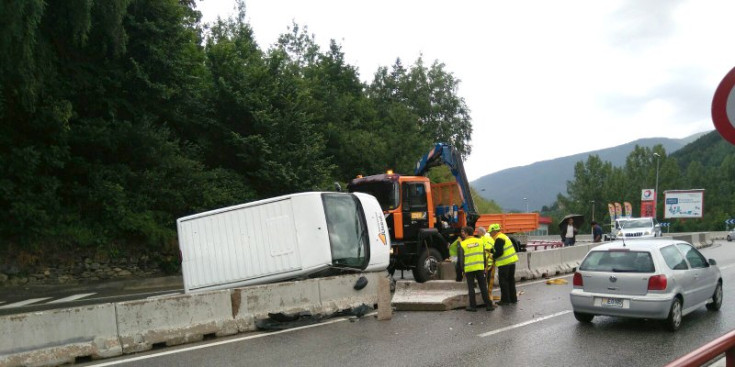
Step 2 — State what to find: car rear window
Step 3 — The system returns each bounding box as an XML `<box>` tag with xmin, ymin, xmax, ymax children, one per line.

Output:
<box><xmin>580</xmin><ymin>250</ymin><xmax>655</xmax><ymax>273</ymax></box>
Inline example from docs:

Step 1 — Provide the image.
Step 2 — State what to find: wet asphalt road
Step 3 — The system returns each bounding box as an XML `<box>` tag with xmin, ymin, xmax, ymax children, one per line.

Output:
<box><xmin>83</xmin><ymin>240</ymin><xmax>735</xmax><ymax>367</ymax></box>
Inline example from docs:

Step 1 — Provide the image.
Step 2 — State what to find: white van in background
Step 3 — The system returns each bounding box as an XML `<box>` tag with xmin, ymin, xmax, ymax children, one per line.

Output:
<box><xmin>614</xmin><ymin>217</ymin><xmax>662</xmax><ymax>239</ymax></box>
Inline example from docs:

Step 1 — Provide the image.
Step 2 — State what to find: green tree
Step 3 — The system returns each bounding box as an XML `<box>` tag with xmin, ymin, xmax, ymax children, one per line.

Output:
<box><xmin>205</xmin><ymin>12</ymin><xmax>333</xmax><ymax>197</ymax></box>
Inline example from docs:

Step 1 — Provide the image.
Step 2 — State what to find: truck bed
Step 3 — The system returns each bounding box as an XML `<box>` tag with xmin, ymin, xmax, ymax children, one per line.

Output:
<box><xmin>475</xmin><ymin>213</ymin><xmax>539</xmax><ymax>234</ymax></box>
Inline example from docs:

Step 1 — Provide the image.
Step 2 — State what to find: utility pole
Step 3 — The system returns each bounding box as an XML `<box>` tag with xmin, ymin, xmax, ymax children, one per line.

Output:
<box><xmin>654</xmin><ymin>153</ymin><xmax>661</xmax><ymax>220</ymax></box>
<box><xmin>590</xmin><ymin>200</ymin><xmax>595</xmax><ymax>221</ymax></box>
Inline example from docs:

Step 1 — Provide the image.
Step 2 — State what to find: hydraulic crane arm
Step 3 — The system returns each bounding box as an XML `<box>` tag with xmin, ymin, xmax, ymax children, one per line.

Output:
<box><xmin>414</xmin><ymin>143</ymin><xmax>478</xmax><ymax>217</ymax></box>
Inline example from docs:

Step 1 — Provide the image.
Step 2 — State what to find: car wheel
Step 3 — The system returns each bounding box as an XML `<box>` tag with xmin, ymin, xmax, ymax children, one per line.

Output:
<box><xmin>706</xmin><ymin>282</ymin><xmax>723</xmax><ymax>311</ymax></box>
<box><xmin>728</xmin><ymin>235</ymin><xmax>732</xmax><ymax>242</ymax></box>
<box><xmin>574</xmin><ymin>312</ymin><xmax>594</xmax><ymax>323</ymax></box>
<box><xmin>412</xmin><ymin>247</ymin><xmax>442</xmax><ymax>283</ymax></box>
<box><xmin>665</xmin><ymin>297</ymin><xmax>682</xmax><ymax>332</ymax></box>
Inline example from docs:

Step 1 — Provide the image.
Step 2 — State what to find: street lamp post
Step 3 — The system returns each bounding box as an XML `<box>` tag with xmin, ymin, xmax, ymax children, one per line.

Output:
<box><xmin>590</xmin><ymin>200</ymin><xmax>595</xmax><ymax>221</ymax></box>
<box><xmin>523</xmin><ymin>197</ymin><xmax>528</xmax><ymax>213</ymax></box>
<box><xmin>654</xmin><ymin>153</ymin><xmax>661</xmax><ymax>220</ymax></box>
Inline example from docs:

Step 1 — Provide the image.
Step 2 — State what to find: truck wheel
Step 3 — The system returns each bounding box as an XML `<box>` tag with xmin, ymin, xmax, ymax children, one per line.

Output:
<box><xmin>413</xmin><ymin>247</ymin><xmax>441</xmax><ymax>283</ymax></box>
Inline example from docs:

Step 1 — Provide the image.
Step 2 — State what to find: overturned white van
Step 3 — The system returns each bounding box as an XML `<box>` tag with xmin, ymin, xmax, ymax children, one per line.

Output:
<box><xmin>176</xmin><ymin>192</ymin><xmax>390</xmax><ymax>293</ymax></box>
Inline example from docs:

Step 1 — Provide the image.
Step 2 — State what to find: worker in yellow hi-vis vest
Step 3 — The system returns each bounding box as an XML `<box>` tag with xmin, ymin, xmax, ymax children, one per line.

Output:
<box><xmin>489</xmin><ymin>223</ymin><xmax>519</xmax><ymax>305</ymax></box>
<box><xmin>477</xmin><ymin>227</ymin><xmax>496</xmax><ymax>297</ymax></box>
<box><xmin>457</xmin><ymin>226</ymin><xmax>494</xmax><ymax>312</ymax></box>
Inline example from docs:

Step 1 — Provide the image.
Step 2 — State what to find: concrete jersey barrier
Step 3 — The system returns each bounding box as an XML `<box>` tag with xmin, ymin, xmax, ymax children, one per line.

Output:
<box><xmin>527</xmin><ymin>249</ymin><xmax>564</xmax><ymax>279</ymax></box>
<box><xmin>514</xmin><ymin>252</ymin><xmax>532</xmax><ymax>281</ymax></box>
<box><xmin>317</xmin><ymin>273</ymin><xmax>381</xmax><ymax>314</ymax></box>
<box><xmin>115</xmin><ymin>290</ymin><xmax>238</xmax><ymax>354</ymax></box>
<box><xmin>231</xmin><ymin>272</ymin><xmax>385</xmax><ymax>332</ymax></box>
<box><xmin>0</xmin><ymin>303</ymin><xmax>121</xmax><ymax>367</ymax></box>
<box><xmin>231</xmin><ymin>278</ymin><xmax>323</xmax><ymax>332</ymax></box>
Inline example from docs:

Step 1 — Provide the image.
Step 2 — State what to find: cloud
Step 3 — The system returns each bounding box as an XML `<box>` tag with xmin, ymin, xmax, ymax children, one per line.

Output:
<box><xmin>607</xmin><ymin>0</ymin><xmax>685</xmax><ymax>50</ymax></box>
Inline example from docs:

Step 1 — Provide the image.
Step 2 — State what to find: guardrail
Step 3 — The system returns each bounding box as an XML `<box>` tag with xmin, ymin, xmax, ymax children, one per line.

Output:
<box><xmin>664</xmin><ymin>329</ymin><xmax>735</xmax><ymax>367</ymax></box>
<box><xmin>526</xmin><ymin>240</ymin><xmax>563</xmax><ymax>251</ymax></box>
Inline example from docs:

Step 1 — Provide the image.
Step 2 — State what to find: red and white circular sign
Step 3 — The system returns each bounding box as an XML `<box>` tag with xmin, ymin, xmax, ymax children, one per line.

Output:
<box><xmin>712</xmin><ymin>66</ymin><xmax>735</xmax><ymax>145</ymax></box>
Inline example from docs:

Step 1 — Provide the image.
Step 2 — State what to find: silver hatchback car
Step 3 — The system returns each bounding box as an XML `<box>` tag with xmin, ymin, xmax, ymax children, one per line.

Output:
<box><xmin>570</xmin><ymin>239</ymin><xmax>722</xmax><ymax>331</ymax></box>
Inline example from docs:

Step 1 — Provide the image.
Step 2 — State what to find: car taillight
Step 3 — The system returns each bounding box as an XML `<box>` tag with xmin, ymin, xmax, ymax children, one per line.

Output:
<box><xmin>648</xmin><ymin>274</ymin><xmax>667</xmax><ymax>291</ymax></box>
<box><xmin>573</xmin><ymin>272</ymin><xmax>583</xmax><ymax>287</ymax></box>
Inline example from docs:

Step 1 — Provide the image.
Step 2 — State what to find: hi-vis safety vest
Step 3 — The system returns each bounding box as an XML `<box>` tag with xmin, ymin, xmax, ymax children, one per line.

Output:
<box><xmin>494</xmin><ymin>232</ymin><xmax>519</xmax><ymax>267</ymax></box>
<box><xmin>461</xmin><ymin>237</ymin><xmax>486</xmax><ymax>272</ymax></box>
<box><xmin>482</xmin><ymin>233</ymin><xmax>494</xmax><ymax>257</ymax></box>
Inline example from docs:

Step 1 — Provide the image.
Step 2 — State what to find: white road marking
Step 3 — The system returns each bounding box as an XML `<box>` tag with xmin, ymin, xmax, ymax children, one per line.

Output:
<box><xmin>478</xmin><ymin>310</ymin><xmax>572</xmax><ymax>338</ymax></box>
<box><xmin>0</xmin><ymin>297</ymin><xmax>53</xmax><ymax>309</ymax></box>
<box><xmin>88</xmin><ymin>312</ymin><xmax>377</xmax><ymax>366</ymax></box>
<box><xmin>47</xmin><ymin>293</ymin><xmax>97</xmax><ymax>304</ymax></box>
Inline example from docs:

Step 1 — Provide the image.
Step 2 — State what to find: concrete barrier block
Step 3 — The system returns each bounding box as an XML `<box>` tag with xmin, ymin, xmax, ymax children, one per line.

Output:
<box><xmin>672</xmin><ymin>234</ymin><xmax>693</xmax><ymax>244</ymax></box>
<box><xmin>527</xmin><ymin>249</ymin><xmax>564</xmax><ymax>278</ymax></box>
<box><xmin>514</xmin><ymin>252</ymin><xmax>532</xmax><ymax>281</ymax></box>
<box><xmin>115</xmin><ymin>290</ymin><xmax>237</xmax><ymax>354</ymax></box>
<box><xmin>697</xmin><ymin>233</ymin><xmax>707</xmax><ymax>248</ymax></box>
<box><xmin>391</xmin><ymin>280</ymin><xmax>468</xmax><ymax>311</ymax></box>
<box><xmin>231</xmin><ymin>278</ymin><xmax>322</xmax><ymax>332</ymax></box>
<box><xmin>395</xmin><ymin>279</ymin><xmax>466</xmax><ymax>292</ymax></box>
<box><xmin>318</xmin><ymin>272</ymin><xmax>382</xmax><ymax>314</ymax></box>
<box><xmin>377</xmin><ymin>276</ymin><xmax>392</xmax><ymax>320</ymax></box>
<box><xmin>0</xmin><ymin>304</ymin><xmax>120</xmax><ymax>367</ymax></box>
<box><xmin>559</xmin><ymin>245</ymin><xmax>591</xmax><ymax>273</ymax></box>
<box><xmin>438</xmin><ymin>261</ymin><xmax>457</xmax><ymax>280</ymax></box>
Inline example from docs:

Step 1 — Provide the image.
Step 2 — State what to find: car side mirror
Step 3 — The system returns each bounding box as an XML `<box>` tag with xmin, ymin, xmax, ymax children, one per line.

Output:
<box><xmin>709</xmin><ymin>258</ymin><xmax>717</xmax><ymax>266</ymax></box>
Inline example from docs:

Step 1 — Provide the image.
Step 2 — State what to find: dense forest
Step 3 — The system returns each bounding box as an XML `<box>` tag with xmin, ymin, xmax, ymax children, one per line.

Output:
<box><xmin>544</xmin><ymin>131</ymin><xmax>735</xmax><ymax>234</ymax></box>
<box><xmin>1</xmin><ymin>1</ymin><xmax>475</xmax><ymax>268</ymax></box>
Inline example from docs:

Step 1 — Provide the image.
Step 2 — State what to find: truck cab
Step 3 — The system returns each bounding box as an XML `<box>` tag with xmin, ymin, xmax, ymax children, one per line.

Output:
<box><xmin>348</xmin><ymin>172</ymin><xmax>462</xmax><ymax>282</ymax></box>
<box><xmin>348</xmin><ymin>143</ymin><xmax>477</xmax><ymax>282</ymax></box>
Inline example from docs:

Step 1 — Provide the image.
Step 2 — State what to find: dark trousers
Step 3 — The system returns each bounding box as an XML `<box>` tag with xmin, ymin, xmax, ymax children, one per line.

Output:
<box><xmin>455</xmin><ymin>261</ymin><xmax>463</xmax><ymax>282</ymax></box>
<box><xmin>465</xmin><ymin>270</ymin><xmax>491</xmax><ymax>308</ymax></box>
<box><xmin>498</xmin><ymin>263</ymin><xmax>518</xmax><ymax>303</ymax></box>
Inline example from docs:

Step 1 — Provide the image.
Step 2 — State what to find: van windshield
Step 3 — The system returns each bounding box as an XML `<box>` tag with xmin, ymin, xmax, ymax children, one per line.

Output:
<box><xmin>322</xmin><ymin>193</ymin><xmax>369</xmax><ymax>269</ymax></box>
<box><xmin>621</xmin><ymin>218</ymin><xmax>653</xmax><ymax>229</ymax></box>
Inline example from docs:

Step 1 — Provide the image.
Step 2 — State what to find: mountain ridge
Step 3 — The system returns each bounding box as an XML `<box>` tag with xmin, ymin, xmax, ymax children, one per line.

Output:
<box><xmin>471</xmin><ymin>131</ymin><xmax>711</xmax><ymax>212</ymax></box>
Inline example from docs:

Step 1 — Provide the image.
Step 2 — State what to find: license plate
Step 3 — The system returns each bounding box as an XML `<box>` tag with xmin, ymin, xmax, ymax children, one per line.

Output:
<box><xmin>602</xmin><ymin>297</ymin><xmax>624</xmax><ymax>308</ymax></box>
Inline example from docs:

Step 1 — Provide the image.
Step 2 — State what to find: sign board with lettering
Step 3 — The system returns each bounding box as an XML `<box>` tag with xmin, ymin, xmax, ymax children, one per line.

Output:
<box><xmin>664</xmin><ymin>190</ymin><xmax>704</xmax><ymax>219</ymax></box>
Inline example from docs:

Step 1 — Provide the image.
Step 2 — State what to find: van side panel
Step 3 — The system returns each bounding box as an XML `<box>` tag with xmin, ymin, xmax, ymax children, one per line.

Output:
<box><xmin>177</xmin><ymin>198</ymin><xmax>302</xmax><ymax>291</ymax></box>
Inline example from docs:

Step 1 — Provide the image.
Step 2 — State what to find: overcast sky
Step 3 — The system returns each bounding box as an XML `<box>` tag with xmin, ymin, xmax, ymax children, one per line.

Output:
<box><xmin>198</xmin><ymin>0</ymin><xmax>733</xmax><ymax>181</ymax></box>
